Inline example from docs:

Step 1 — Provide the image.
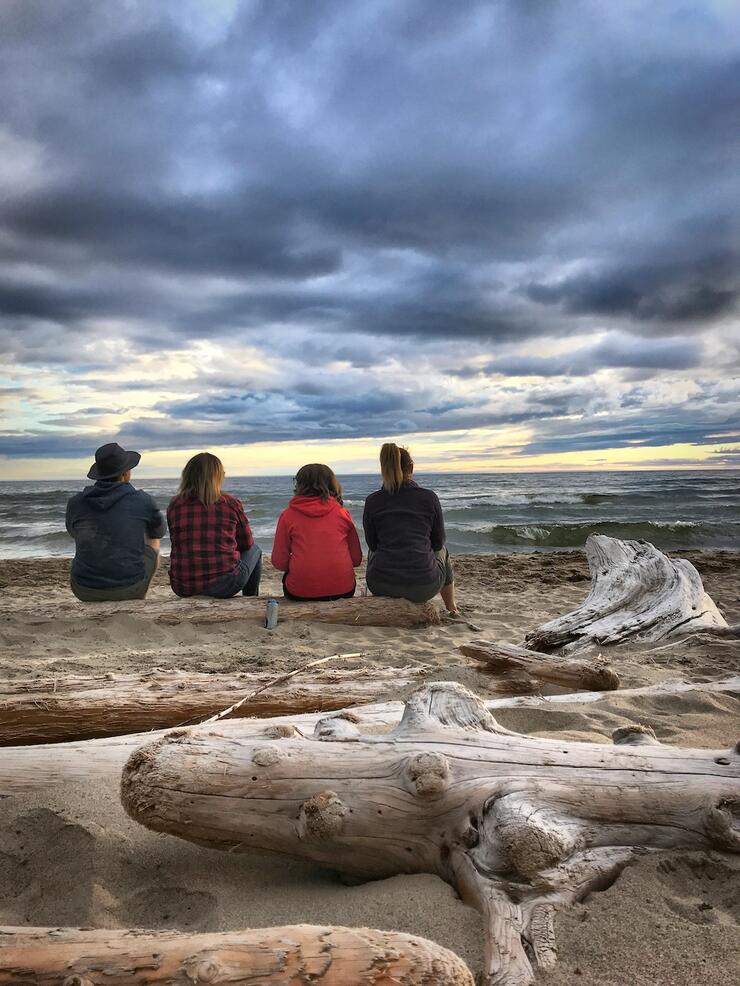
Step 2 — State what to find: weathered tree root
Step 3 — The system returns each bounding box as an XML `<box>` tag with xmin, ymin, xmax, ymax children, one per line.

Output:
<box><xmin>121</xmin><ymin>681</ymin><xmax>740</xmax><ymax>986</ymax></box>
<box><xmin>0</xmin><ymin>924</ymin><xmax>474</xmax><ymax>985</ymax></box>
<box><xmin>526</xmin><ymin>534</ymin><xmax>728</xmax><ymax>654</ymax></box>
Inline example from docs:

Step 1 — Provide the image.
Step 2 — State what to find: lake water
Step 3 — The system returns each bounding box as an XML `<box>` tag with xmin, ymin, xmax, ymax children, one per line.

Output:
<box><xmin>0</xmin><ymin>470</ymin><xmax>737</xmax><ymax>559</ymax></box>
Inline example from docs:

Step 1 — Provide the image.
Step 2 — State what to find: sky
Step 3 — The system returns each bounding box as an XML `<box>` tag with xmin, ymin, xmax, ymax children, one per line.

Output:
<box><xmin>1</xmin><ymin>0</ymin><xmax>739</xmax><ymax>480</ymax></box>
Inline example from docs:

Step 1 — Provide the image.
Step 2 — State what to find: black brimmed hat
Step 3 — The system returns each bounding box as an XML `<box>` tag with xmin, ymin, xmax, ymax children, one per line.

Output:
<box><xmin>87</xmin><ymin>442</ymin><xmax>141</xmax><ymax>481</ymax></box>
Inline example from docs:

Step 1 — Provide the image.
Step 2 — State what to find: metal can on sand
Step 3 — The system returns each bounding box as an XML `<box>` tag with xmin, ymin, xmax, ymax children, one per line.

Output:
<box><xmin>264</xmin><ymin>599</ymin><xmax>279</xmax><ymax>630</ymax></box>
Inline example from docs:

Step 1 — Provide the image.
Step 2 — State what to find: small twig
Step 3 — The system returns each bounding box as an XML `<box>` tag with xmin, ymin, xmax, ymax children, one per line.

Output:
<box><xmin>197</xmin><ymin>652</ymin><xmax>364</xmax><ymax>726</ymax></box>
<box><xmin>637</xmin><ymin>640</ymin><xmax>686</xmax><ymax>657</ymax></box>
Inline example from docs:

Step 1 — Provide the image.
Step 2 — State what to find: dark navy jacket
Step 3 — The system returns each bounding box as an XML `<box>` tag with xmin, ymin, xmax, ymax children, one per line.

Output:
<box><xmin>362</xmin><ymin>480</ymin><xmax>445</xmax><ymax>585</ymax></box>
<box><xmin>66</xmin><ymin>481</ymin><xmax>166</xmax><ymax>588</ymax></box>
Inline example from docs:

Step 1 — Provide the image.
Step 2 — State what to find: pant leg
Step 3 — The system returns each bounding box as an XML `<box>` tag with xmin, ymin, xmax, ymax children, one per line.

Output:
<box><xmin>436</xmin><ymin>547</ymin><xmax>454</xmax><ymax>587</ymax></box>
<box><xmin>201</xmin><ymin>544</ymin><xmax>262</xmax><ymax>599</ymax></box>
<box><xmin>240</xmin><ymin>544</ymin><xmax>262</xmax><ymax>597</ymax></box>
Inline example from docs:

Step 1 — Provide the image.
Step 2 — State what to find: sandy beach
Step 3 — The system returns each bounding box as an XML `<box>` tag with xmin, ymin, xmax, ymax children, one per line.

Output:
<box><xmin>1</xmin><ymin>550</ymin><xmax>739</xmax><ymax>985</ymax></box>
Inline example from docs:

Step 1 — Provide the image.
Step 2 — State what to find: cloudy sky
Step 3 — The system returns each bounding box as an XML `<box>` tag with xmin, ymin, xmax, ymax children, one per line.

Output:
<box><xmin>1</xmin><ymin>0</ymin><xmax>739</xmax><ymax>479</ymax></box>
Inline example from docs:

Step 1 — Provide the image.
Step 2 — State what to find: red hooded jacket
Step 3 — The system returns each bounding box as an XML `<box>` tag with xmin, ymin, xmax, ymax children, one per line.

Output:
<box><xmin>271</xmin><ymin>495</ymin><xmax>363</xmax><ymax>599</ymax></box>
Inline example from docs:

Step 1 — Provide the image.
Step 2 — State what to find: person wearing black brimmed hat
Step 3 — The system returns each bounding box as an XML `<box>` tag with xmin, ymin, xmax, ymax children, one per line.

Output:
<box><xmin>65</xmin><ymin>443</ymin><xmax>166</xmax><ymax>601</ymax></box>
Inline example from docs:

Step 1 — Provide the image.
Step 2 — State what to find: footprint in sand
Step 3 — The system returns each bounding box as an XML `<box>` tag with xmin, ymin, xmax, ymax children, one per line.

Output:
<box><xmin>0</xmin><ymin>807</ymin><xmax>95</xmax><ymax>925</ymax></box>
<box><xmin>123</xmin><ymin>884</ymin><xmax>220</xmax><ymax>930</ymax></box>
<box><xmin>656</xmin><ymin>853</ymin><xmax>740</xmax><ymax>928</ymax></box>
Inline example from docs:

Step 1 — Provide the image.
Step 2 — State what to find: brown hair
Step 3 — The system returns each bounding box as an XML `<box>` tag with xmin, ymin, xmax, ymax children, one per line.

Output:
<box><xmin>379</xmin><ymin>443</ymin><xmax>413</xmax><ymax>494</ymax></box>
<box><xmin>177</xmin><ymin>452</ymin><xmax>225</xmax><ymax>506</ymax></box>
<box><xmin>294</xmin><ymin>463</ymin><xmax>343</xmax><ymax>504</ymax></box>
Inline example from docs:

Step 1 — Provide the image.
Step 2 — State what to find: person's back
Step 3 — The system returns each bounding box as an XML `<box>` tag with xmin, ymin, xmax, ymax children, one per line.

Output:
<box><xmin>271</xmin><ymin>465</ymin><xmax>362</xmax><ymax>601</ymax></box>
<box><xmin>362</xmin><ymin>482</ymin><xmax>442</xmax><ymax>585</ymax></box>
<box><xmin>363</xmin><ymin>443</ymin><xmax>457</xmax><ymax>613</ymax></box>
<box><xmin>66</xmin><ymin>443</ymin><xmax>165</xmax><ymax>600</ymax></box>
<box><xmin>167</xmin><ymin>452</ymin><xmax>261</xmax><ymax>599</ymax></box>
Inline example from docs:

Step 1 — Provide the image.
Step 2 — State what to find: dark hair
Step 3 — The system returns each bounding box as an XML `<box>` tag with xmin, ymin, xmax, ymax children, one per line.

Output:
<box><xmin>294</xmin><ymin>463</ymin><xmax>343</xmax><ymax>504</ymax></box>
<box><xmin>379</xmin><ymin>443</ymin><xmax>413</xmax><ymax>493</ymax></box>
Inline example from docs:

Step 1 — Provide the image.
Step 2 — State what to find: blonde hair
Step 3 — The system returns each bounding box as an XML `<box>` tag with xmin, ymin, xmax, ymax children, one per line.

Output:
<box><xmin>380</xmin><ymin>443</ymin><xmax>413</xmax><ymax>494</ymax></box>
<box><xmin>294</xmin><ymin>463</ymin><xmax>343</xmax><ymax>504</ymax></box>
<box><xmin>177</xmin><ymin>452</ymin><xmax>225</xmax><ymax>506</ymax></box>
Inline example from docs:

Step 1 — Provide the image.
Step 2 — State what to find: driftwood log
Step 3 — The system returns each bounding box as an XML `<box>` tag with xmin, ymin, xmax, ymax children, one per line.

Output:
<box><xmin>0</xmin><ymin>925</ymin><xmax>473</xmax><ymax>985</ymax></box>
<box><xmin>2</xmin><ymin>677</ymin><xmax>738</xmax><ymax>797</ymax></box>
<box><xmin>16</xmin><ymin>595</ymin><xmax>440</xmax><ymax>629</ymax></box>
<box><xmin>459</xmin><ymin>640</ymin><xmax>619</xmax><ymax>691</ymax></box>
<box><xmin>526</xmin><ymin>534</ymin><xmax>727</xmax><ymax>654</ymax></box>
<box><xmin>0</xmin><ymin>666</ymin><xmax>430</xmax><ymax>745</ymax></box>
<box><xmin>121</xmin><ymin>682</ymin><xmax>740</xmax><ymax>986</ymax></box>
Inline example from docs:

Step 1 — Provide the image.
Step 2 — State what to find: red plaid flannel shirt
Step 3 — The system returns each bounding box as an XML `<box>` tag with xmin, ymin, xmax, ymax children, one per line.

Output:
<box><xmin>167</xmin><ymin>493</ymin><xmax>254</xmax><ymax>596</ymax></box>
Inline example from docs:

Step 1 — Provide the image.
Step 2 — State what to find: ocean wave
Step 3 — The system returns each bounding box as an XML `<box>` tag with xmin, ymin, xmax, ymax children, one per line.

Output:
<box><xmin>0</xmin><ymin>529</ymin><xmax>71</xmax><ymax>543</ymax></box>
<box><xmin>485</xmin><ymin>520</ymin><xmax>734</xmax><ymax>549</ymax></box>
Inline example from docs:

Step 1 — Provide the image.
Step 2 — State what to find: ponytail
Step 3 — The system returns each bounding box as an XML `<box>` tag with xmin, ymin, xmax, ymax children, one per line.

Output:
<box><xmin>380</xmin><ymin>443</ymin><xmax>412</xmax><ymax>494</ymax></box>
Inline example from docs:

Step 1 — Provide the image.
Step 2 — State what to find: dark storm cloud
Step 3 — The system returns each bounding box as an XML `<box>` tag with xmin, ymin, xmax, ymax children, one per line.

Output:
<box><xmin>452</xmin><ymin>334</ymin><xmax>704</xmax><ymax>379</ymax></box>
<box><xmin>525</xmin><ymin>264</ymin><xmax>738</xmax><ymax>325</ymax></box>
<box><xmin>1</xmin><ymin>0</ymin><xmax>739</xmax><ymax>456</ymax></box>
<box><xmin>514</xmin><ymin>413</ymin><xmax>740</xmax><ymax>457</ymax></box>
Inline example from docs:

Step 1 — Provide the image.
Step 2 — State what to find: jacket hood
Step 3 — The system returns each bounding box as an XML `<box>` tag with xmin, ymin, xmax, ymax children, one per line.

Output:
<box><xmin>81</xmin><ymin>480</ymin><xmax>136</xmax><ymax>511</ymax></box>
<box><xmin>289</xmin><ymin>495</ymin><xmax>340</xmax><ymax>517</ymax></box>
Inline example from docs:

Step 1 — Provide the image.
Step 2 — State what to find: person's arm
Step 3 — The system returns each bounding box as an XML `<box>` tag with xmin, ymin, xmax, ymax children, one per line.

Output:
<box><xmin>145</xmin><ymin>495</ymin><xmax>166</xmax><ymax>543</ymax></box>
<box><xmin>362</xmin><ymin>499</ymin><xmax>378</xmax><ymax>551</ymax></box>
<box><xmin>345</xmin><ymin>512</ymin><xmax>363</xmax><ymax>567</ymax></box>
<box><xmin>270</xmin><ymin>512</ymin><xmax>290</xmax><ymax>571</ymax></box>
<box><xmin>233</xmin><ymin>498</ymin><xmax>254</xmax><ymax>552</ymax></box>
<box><xmin>430</xmin><ymin>493</ymin><xmax>446</xmax><ymax>551</ymax></box>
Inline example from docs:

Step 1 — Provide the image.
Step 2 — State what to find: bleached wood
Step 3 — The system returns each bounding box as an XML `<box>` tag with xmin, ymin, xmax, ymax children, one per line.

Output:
<box><xmin>0</xmin><ymin>666</ymin><xmax>428</xmax><ymax>745</ymax></box>
<box><xmin>0</xmin><ymin>925</ymin><xmax>473</xmax><ymax>986</ymax></box>
<box><xmin>121</xmin><ymin>682</ymin><xmax>740</xmax><ymax>986</ymax></box>
<box><xmin>460</xmin><ymin>639</ymin><xmax>619</xmax><ymax>691</ymax></box>
<box><xmin>526</xmin><ymin>535</ymin><xmax>728</xmax><ymax>654</ymax></box>
<box><xmin>2</xmin><ymin>677</ymin><xmax>738</xmax><ymax>797</ymax></box>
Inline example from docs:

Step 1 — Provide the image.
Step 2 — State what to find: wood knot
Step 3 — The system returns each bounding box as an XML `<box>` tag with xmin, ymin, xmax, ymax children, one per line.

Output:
<box><xmin>63</xmin><ymin>977</ymin><xmax>94</xmax><ymax>986</ymax></box>
<box><xmin>262</xmin><ymin>723</ymin><xmax>300</xmax><ymax>738</ymax></box>
<box><xmin>195</xmin><ymin>958</ymin><xmax>223</xmax><ymax>982</ymax></box>
<box><xmin>405</xmin><ymin>752</ymin><xmax>450</xmax><ymax>797</ymax></box>
<box><xmin>182</xmin><ymin>952</ymin><xmax>224</xmax><ymax>983</ymax></box>
<box><xmin>612</xmin><ymin>724</ymin><xmax>659</xmax><ymax>746</ymax></box>
<box><xmin>251</xmin><ymin>746</ymin><xmax>280</xmax><ymax>766</ymax></box>
<box><xmin>314</xmin><ymin>715</ymin><xmax>360</xmax><ymax>741</ymax></box>
<box><xmin>298</xmin><ymin>790</ymin><xmax>347</xmax><ymax>839</ymax></box>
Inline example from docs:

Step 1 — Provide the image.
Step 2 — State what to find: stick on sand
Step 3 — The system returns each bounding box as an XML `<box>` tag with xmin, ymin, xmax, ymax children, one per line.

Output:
<box><xmin>198</xmin><ymin>652</ymin><xmax>363</xmax><ymax>725</ymax></box>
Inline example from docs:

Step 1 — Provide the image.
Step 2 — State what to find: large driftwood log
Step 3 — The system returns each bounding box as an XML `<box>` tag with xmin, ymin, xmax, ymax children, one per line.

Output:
<box><xmin>2</xmin><ymin>677</ymin><xmax>739</xmax><ymax>797</ymax></box>
<box><xmin>0</xmin><ymin>666</ymin><xmax>430</xmax><ymax>745</ymax></box>
<box><xmin>121</xmin><ymin>682</ymin><xmax>740</xmax><ymax>986</ymax></box>
<box><xmin>459</xmin><ymin>640</ymin><xmax>619</xmax><ymax>691</ymax></box>
<box><xmin>18</xmin><ymin>595</ymin><xmax>440</xmax><ymax>629</ymax></box>
<box><xmin>526</xmin><ymin>535</ymin><xmax>728</xmax><ymax>654</ymax></box>
<box><xmin>0</xmin><ymin>925</ymin><xmax>473</xmax><ymax>985</ymax></box>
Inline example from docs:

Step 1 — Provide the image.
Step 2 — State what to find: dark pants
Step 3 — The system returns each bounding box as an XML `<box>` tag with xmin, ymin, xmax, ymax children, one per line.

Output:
<box><xmin>282</xmin><ymin>574</ymin><xmax>356</xmax><ymax>602</ymax></box>
<box><xmin>366</xmin><ymin>548</ymin><xmax>454</xmax><ymax>603</ymax></box>
<box><xmin>71</xmin><ymin>545</ymin><xmax>158</xmax><ymax>601</ymax></box>
<box><xmin>201</xmin><ymin>544</ymin><xmax>262</xmax><ymax>598</ymax></box>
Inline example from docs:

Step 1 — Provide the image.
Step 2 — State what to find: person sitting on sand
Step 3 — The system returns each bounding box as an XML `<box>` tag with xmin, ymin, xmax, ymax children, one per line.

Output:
<box><xmin>66</xmin><ymin>442</ymin><xmax>166</xmax><ymax>601</ymax></box>
<box><xmin>362</xmin><ymin>443</ymin><xmax>458</xmax><ymax>614</ymax></box>
<box><xmin>271</xmin><ymin>463</ymin><xmax>362</xmax><ymax>601</ymax></box>
<box><xmin>167</xmin><ymin>452</ymin><xmax>261</xmax><ymax>598</ymax></box>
